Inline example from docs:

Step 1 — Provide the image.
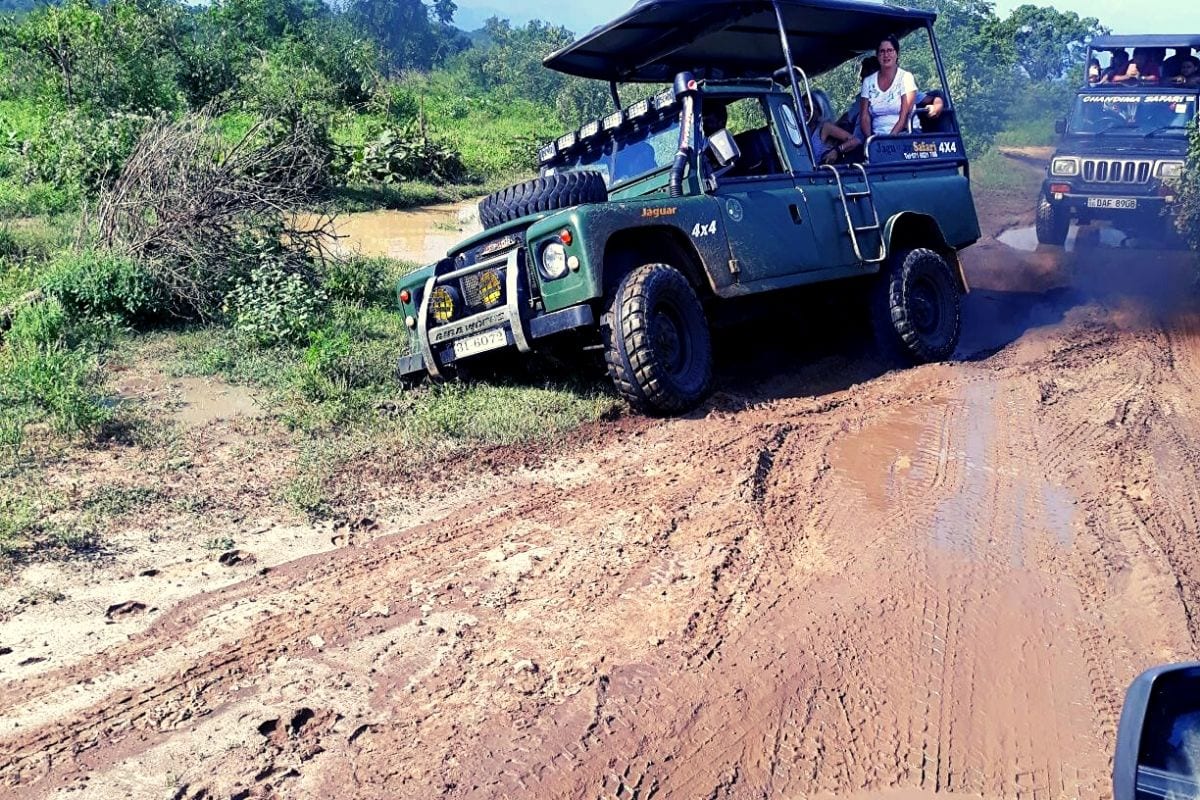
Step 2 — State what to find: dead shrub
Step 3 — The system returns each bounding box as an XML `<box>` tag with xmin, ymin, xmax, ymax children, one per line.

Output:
<box><xmin>94</xmin><ymin>112</ymin><xmax>339</xmax><ymax>317</ymax></box>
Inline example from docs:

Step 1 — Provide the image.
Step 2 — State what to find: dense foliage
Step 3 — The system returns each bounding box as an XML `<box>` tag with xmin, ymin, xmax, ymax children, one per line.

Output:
<box><xmin>1177</xmin><ymin>126</ymin><xmax>1200</xmax><ymax>251</ymax></box>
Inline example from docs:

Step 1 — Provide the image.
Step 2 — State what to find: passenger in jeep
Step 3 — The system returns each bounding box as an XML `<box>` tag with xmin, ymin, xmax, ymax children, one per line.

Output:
<box><xmin>838</xmin><ymin>56</ymin><xmax>880</xmax><ymax>133</ymax></box>
<box><xmin>859</xmin><ymin>34</ymin><xmax>917</xmax><ymax>138</ymax></box>
<box><xmin>802</xmin><ymin>96</ymin><xmax>862</xmax><ymax>165</ymax></box>
<box><xmin>1170</xmin><ymin>57</ymin><xmax>1200</xmax><ymax>86</ymax></box>
<box><xmin>1100</xmin><ymin>49</ymin><xmax>1130</xmax><ymax>83</ymax></box>
<box><xmin>1163</xmin><ymin>48</ymin><xmax>1195</xmax><ymax>79</ymax></box>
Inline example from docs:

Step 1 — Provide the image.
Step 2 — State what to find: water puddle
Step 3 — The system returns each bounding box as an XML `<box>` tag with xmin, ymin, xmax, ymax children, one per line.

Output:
<box><xmin>323</xmin><ymin>203</ymin><xmax>482</xmax><ymax>263</ymax></box>
<box><xmin>169</xmin><ymin>377</ymin><xmax>261</xmax><ymax>427</ymax></box>
<box><xmin>828</xmin><ymin>402</ymin><xmax>948</xmax><ymax>511</ymax></box>
<box><xmin>998</xmin><ymin>223</ymin><xmax>1128</xmax><ymax>253</ymax></box>
<box><xmin>830</xmin><ymin>384</ymin><xmax>1076</xmax><ymax>565</ymax></box>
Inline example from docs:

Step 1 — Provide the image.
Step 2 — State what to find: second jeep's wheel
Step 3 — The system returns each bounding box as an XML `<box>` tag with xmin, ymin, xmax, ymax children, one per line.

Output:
<box><xmin>478</xmin><ymin>170</ymin><xmax>607</xmax><ymax>229</ymax></box>
<box><xmin>603</xmin><ymin>264</ymin><xmax>713</xmax><ymax>416</ymax></box>
<box><xmin>1036</xmin><ymin>195</ymin><xmax>1069</xmax><ymax>247</ymax></box>
<box><xmin>870</xmin><ymin>248</ymin><xmax>962</xmax><ymax>366</ymax></box>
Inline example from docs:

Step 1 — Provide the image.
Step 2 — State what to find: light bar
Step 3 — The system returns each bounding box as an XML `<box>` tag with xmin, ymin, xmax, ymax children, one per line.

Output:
<box><xmin>579</xmin><ymin>121</ymin><xmax>601</xmax><ymax>140</ymax></box>
<box><xmin>538</xmin><ymin>142</ymin><xmax>558</xmax><ymax>164</ymax></box>
<box><xmin>628</xmin><ymin>99</ymin><xmax>651</xmax><ymax>119</ymax></box>
<box><xmin>602</xmin><ymin>111</ymin><xmax>625</xmax><ymax>131</ymax></box>
<box><xmin>653</xmin><ymin>90</ymin><xmax>675</xmax><ymax>111</ymax></box>
<box><xmin>556</xmin><ymin>131</ymin><xmax>578</xmax><ymax>151</ymax></box>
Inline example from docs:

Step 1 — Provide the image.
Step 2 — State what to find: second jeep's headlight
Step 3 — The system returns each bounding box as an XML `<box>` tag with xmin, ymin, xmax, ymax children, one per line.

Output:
<box><xmin>1157</xmin><ymin>160</ymin><xmax>1185</xmax><ymax>179</ymax></box>
<box><xmin>540</xmin><ymin>242</ymin><xmax>569</xmax><ymax>280</ymax></box>
<box><xmin>1051</xmin><ymin>157</ymin><xmax>1079</xmax><ymax>177</ymax></box>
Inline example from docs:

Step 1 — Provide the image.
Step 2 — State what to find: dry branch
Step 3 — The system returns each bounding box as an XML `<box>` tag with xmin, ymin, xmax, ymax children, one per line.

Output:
<box><xmin>95</xmin><ymin>111</ymin><xmax>339</xmax><ymax>317</ymax></box>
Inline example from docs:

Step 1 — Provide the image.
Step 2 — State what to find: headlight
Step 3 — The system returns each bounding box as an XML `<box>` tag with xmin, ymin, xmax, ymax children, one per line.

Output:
<box><xmin>1157</xmin><ymin>160</ymin><xmax>1185</xmax><ymax>179</ymax></box>
<box><xmin>479</xmin><ymin>270</ymin><xmax>503</xmax><ymax>307</ymax></box>
<box><xmin>540</xmin><ymin>242</ymin><xmax>569</xmax><ymax>280</ymax></box>
<box><xmin>430</xmin><ymin>286</ymin><xmax>457</xmax><ymax>323</ymax></box>
<box><xmin>1051</xmin><ymin>157</ymin><xmax>1079</xmax><ymax>177</ymax></box>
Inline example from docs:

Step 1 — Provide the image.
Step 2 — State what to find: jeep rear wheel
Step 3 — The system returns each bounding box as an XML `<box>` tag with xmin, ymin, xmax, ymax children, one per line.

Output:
<box><xmin>1036</xmin><ymin>196</ymin><xmax>1069</xmax><ymax>247</ymax></box>
<box><xmin>604</xmin><ymin>264</ymin><xmax>713</xmax><ymax>416</ymax></box>
<box><xmin>478</xmin><ymin>171</ymin><xmax>608</xmax><ymax>229</ymax></box>
<box><xmin>870</xmin><ymin>248</ymin><xmax>962</xmax><ymax>366</ymax></box>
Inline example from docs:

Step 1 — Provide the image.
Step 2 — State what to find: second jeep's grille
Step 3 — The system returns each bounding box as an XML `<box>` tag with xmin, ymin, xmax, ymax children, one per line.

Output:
<box><xmin>1082</xmin><ymin>159</ymin><xmax>1152</xmax><ymax>185</ymax></box>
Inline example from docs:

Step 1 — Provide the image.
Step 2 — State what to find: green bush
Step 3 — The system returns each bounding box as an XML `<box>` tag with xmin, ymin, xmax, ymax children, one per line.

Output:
<box><xmin>223</xmin><ymin>255</ymin><xmax>328</xmax><ymax>346</ymax></box>
<box><xmin>239</xmin><ymin>42</ymin><xmax>340</xmax><ymax>121</ymax></box>
<box><xmin>340</xmin><ymin>124</ymin><xmax>467</xmax><ymax>186</ymax></box>
<box><xmin>0</xmin><ymin>299</ymin><xmax>111</xmax><ymax>437</ymax></box>
<box><xmin>41</xmin><ymin>251</ymin><xmax>165</xmax><ymax>325</ymax></box>
<box><xmin>27</xmin><ymin>109</ymin><xmax>150</xmax><ymax>191</ymax></box>
<box><xmin>1176</xmin><ymin>124</ymin><xmax>1200</xmax><ymax>252</ymax></box>
<box><xmin>320</xmin><ymin>255</ymin><xmax>388</xmax><ymax>306</ymax></box>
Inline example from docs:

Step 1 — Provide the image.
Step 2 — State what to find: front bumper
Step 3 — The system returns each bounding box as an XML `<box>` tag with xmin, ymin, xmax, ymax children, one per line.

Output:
<box><xmin>398</xmin><ymin>248</ymin><xmax>594</xmax><ymax>379</ymax></box>
<box><xmin>1042</xmin><ymin>180</ymin><xmax>1173</xmax><ymax>218</ymax></box>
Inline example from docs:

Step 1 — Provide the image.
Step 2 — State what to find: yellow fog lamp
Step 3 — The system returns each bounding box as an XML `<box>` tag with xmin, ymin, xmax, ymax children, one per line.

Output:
<box><xmin>479</xmin><ymin>270</ymin><xmax>503</xmax><ymax>307</ymax></box>
<box><xmin>430</xmin><ymin>286</ymin><xmax>458</xmax><ymax>323</ymax></box>
<box><xmin>1156</xmin><ymin>160</ymin><xmax>1185</xmax><ymax>180</ymax></box>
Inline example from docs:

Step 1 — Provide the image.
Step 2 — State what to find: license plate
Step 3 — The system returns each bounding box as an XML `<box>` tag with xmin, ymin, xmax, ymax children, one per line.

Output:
<box><xmin>453</xmin><ymin>328</ymin><xmax>508</xmax><ymax>360</ymax></box>
<box><xmin>1087</xmin><ymin>197</ymin><xmax>1138</xmax><ymax>210</ymax></box>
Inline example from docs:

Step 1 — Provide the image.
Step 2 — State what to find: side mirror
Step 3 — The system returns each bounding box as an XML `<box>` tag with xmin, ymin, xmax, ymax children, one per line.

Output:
<box><xmin>1056</xmin><ymin>118</ymin><xmax>1067</xmax><ymax>135</ymax></box>
<box><xmin>707</xmin><ymin>129</ymin><xmax>741</xmax><ymax>168</ymax></box>
<box><xmin>1115</xmin><ymin>663</ymin><xmax>1200</xmax><ymax>800</ymax></box>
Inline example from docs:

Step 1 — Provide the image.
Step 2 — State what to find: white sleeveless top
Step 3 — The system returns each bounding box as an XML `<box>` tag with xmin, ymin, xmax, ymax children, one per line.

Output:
<box><xmin>860</xmin><ymin>69</ymin><xmax>917</xmax><ymax>135</ymax></box>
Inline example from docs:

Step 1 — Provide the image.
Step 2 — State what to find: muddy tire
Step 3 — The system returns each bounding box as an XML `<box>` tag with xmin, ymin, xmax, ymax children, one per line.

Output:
<box><xmin>478</xmin><ymin>171</ymin><xmax>607</xmax><ymax>229</ymax></box>
<box><xmin>603</xmin><ymin>264</ymin><xmax>713</xmax><ymax>416</ymax></box>
<box><xmin>870</xmin><ymin>248</ymin><xmax>962</xmax><ymax>366</ymax></box>
<box><xmin>1036</xmin><ymin>196</ymin><xmax>1069</xmax><ymax>247</ymax></box>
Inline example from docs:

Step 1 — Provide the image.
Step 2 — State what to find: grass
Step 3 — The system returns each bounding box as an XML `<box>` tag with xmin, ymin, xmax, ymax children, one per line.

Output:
<box><xmin>971</xmin><ymin>147</ymin><xmax>1045</xmax><ymax>194</ymax></box>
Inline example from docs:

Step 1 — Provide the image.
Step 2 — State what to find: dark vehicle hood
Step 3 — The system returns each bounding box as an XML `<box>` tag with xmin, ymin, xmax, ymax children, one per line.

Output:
<box><xmin>1056</xmin><ymin>138</ymin><xmax>1189</xmax><ymax>159</ymax></box>
<box><xmin>543</xmin><ymin>0</ymin><xmax>934</xmax><ymax>82</ymax></box>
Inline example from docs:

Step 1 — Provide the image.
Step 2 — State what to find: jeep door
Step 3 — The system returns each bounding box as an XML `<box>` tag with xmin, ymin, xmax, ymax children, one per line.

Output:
<box><xmin>714</xmin><ymin>96</ymin><xmax>825</xmax><ymax>287</ymax></box>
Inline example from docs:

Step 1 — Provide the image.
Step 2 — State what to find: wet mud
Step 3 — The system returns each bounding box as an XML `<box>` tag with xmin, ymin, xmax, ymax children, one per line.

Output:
<box><xmin>3</xmin><ymin>190</ymin><xmax>1200</xmax><ymax>799</ymax></box>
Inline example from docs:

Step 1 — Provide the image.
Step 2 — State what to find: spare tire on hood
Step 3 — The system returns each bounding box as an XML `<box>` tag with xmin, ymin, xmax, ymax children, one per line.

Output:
<box><xmin>478</xmin><ymin>171</ymin><xmax>608</xmax><ymax>229</ymax></box>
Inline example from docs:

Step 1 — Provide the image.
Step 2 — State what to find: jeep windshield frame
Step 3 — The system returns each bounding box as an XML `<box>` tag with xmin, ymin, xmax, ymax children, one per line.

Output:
<box><xmin>541</xmin><ymin>101</ymin><xmax>684</xmax><ymax>190</ymax></box>
<box><xmin>1066</xmin><ymin>88</ymin><xmax>1198</xmax><ymax>139</ymax></box>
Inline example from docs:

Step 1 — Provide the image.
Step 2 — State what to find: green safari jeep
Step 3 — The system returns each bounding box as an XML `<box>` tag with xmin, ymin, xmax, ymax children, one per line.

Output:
<box><xmin>396</xmin><ymin>0</ymin><xmax>982</xmax><ymax>415</ymax></box>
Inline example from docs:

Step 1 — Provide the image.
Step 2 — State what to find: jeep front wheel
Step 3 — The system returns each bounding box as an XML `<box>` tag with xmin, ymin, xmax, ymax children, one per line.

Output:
<box><xmin>604</xmin><ymin>264</ymin><xmax>713</xmax><ymax>416</ymax></box>
<box><xmin>870</xmin><ymin>248</ymin><xmax>962</xmax><ymax>366</ymax></box>
<box><xmin>1036</xmin><ymin>196</ymin><xmax>1069</xmax><ymax>247</ymax></box>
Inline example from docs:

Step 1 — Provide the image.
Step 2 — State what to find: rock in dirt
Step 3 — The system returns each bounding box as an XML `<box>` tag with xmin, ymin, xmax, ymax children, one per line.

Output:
<box><xmin>217</xmin><ymin>550</ymin><xmax>256</xmax><ymax>567</ymax></box>
<box><xmin>105</xmin><ymin>601</ymin><xmax>148</xmax><ymax>620</ymax></box>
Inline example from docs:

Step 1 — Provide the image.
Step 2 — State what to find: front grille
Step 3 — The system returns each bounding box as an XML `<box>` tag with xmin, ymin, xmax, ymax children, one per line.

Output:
<box><xmin>1082</xmin><ymin>158</ymin><xmax>1152</xmax><ymax>185</ymax></box>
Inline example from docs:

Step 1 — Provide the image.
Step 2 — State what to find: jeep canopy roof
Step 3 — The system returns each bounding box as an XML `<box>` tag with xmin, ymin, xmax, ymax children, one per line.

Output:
<box><xmin>1089</xmin><ymin>35</ymin><xmax>1200</xmax><ymax>50</ymax></box>
<box><xmin>543</xmin><ymin>0</ymin><xmax>937</xmax><ymax>83</ymax></box>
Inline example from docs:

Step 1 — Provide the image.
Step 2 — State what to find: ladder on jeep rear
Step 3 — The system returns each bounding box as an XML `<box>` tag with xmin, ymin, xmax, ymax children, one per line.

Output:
<box><xmin>820</xmin><ymin>163</ymin><xmax>887</xmax><ymax>264</ymax></box>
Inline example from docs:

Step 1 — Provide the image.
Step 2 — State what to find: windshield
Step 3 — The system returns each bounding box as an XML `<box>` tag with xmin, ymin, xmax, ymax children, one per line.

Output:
<box><xmin>546</xmin><ymin>117</ymin><xmax>682</xmax><ymax>188</ymax></box>
<box><xmin>1068</xmin><ymin>92</ymin><xmax>1198</xmax><ymax>137</ymax></box>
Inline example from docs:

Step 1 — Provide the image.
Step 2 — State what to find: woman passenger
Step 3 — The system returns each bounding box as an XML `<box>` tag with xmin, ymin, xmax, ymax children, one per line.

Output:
<box><xmin>859</xmin><ymin>35</ymin><xmax>918</xmax><ymax>139</ymax></box>
<box><xmin>803</xmin><ymin>96</ymin><xmax>862</xmax><ymax>165</ymax></box>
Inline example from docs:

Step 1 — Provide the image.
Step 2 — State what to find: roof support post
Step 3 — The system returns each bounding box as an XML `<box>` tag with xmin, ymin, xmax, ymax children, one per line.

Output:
<box><xmin>926</xmin><ymin>22</ymin><xmax>956</xmax><ymax>119</ymax></box>
<box><xmin>610</xmin><ymin>81</ymin><xmax>622</xmax><ymax>111</ymax></box>
<box><xmin>770</xmin><ymin>0</ymin><xmax>817</xmax><ymax>167</ymax></box>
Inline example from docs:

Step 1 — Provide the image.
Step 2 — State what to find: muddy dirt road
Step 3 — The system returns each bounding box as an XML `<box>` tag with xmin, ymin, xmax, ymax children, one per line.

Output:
<box><xmin>3</xmin><ymin>186</ymin><xmax>1200</xmax><ymax>799</ymax></box>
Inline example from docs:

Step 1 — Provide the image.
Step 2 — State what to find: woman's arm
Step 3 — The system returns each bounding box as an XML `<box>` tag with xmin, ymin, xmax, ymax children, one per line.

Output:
<box><xmin>890</xmin><ymin>90</ymin><xmax>917</xmax><ymax>135</ymax></box>
<box><xmin>859</xmin><ymin>97</ymin><xmax>872</xmax><ymax>139</ymax></box>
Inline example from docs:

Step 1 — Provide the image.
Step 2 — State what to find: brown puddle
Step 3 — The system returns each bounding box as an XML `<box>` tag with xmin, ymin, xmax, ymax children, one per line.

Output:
<box><xmin>321</xmin><ymin>202</ymin><xmax>483</xmax><ymax>264</ymax></box>
<box><xmin>830</xmin><ymin>383</ymin><xmax>1075</xmax><ymax>563</ymax></box>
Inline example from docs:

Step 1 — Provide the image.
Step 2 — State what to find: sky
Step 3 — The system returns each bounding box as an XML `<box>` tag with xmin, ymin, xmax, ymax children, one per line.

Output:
<box><xmin>451</xmin><ymin>0</ymin><xmax>1199</xmax><ymax>37</ymax></box>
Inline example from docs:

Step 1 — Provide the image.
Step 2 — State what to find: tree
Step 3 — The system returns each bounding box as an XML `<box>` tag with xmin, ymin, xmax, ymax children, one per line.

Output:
<box><xmin>451</xmin><ymin>18</ymin><xmax>609</xmax><ymax>126</ymax></box>
<box><xmin>345</xmin><ymin>0</ymin><xmax>463</xmax><ymax>71</ymax></box>
<box><xmin>991</xmin><ymin>4</ymin><xmax>1108</xmax><ymax>82</ymax></box>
